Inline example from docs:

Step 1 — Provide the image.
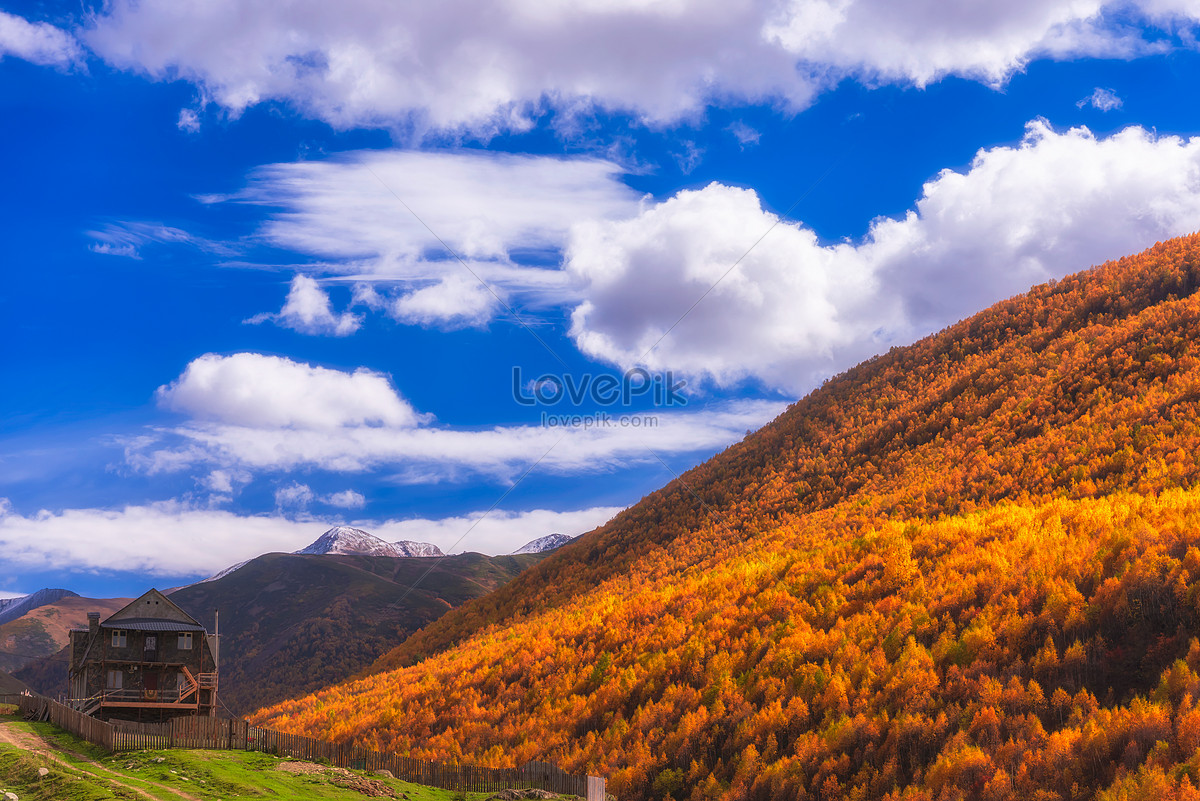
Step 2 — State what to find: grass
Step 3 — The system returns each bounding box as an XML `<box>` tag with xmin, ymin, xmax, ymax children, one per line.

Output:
<box><xmin>0</xmin><ymin>712</ymin><xmax>501</xmax><ymax>801</ymax></box>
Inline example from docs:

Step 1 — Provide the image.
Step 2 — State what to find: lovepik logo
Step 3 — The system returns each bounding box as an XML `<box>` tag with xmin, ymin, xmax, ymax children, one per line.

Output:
<box><xmin>512</xmin><ymin>366</ymin><xmax>688</xmax><ymax>408</ymax></box>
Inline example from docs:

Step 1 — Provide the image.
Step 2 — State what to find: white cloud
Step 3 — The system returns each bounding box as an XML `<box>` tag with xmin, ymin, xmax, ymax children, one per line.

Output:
<box><xmin>324</xmin><ymin>490</ymin><xmax>366</xmax><ymax>509</ymax></box>
<box><xmin>134</xmin><ymin>398</ymin><xmax>783</xmax><ymax>478</ymax></box>
<box><xmin>133</xmin><ymin>352</ymin><xmax>782</xmax><ymax>478</ymax></box>
<box><xmin>566</xmin><ymin>121</ymin><xmax>1200</xmax><ymax>391</ymax></box>
<box><xmin>1077</xmin><ymin>86</ymin><xmax>1124</xmax><ymax>110</ymax></box>
<box><xmin>222</xmin><ymin>148</ymin><xmax>641</xmax><ymax>326</ymax></box>
<box><xmin>156</xmin><ymin>352</ymin><xmax>427</xmax><ymax>429</ymax></box>
<box><xmin>0</xmin><ymin>590</ymin><xmax>26</xmax><ymax>600</ymax></box>
<box><xmin>0</xmin><ymin>497</ymin><xmax>623</xmax><ymax>575</ymax></box>
<box><xmin>567</xmin><ymin>182</ymin><xmax>885</xmax><ymax>390</ymax></box>
<box><xmin>374</xmin><ymin>506</ymin><xmax>623</xmax><ymax>556</ymax></box>
<box><xmin>0</xmin><ymin>500</ymin><xmax>315</xmax><ymax>575</ymax></box>
<box><xmin>0</xmin><ymin>11</ymin><xmax>81</xmax><ymax>68</ymax></box>
<box><xmin>200</xmin><ymin>469</ymin><xmax>241</xmax><ymax>495</ymax></box>
<box><xmin>247</xmin><ymin>275</ymin><xmax>362</xmax><ymax>336</ymax></box>
<box><xmin>230</xmin><ymin>149</ymin><xmax>640</xmax><ymax>266</ymax></box>
<box><xmin>87</xmin><ymin>222</ymin><xmax>209</xmax><ymax>260</ymax></box>
<box><xmin>390</xmin><ymin>274</ymin><xmax>497</xmax><ymax>329</ymax></box>
<box><xmin>81</xmin><ymin>0</ymin><xmax>1200</xmax><ymax>131</ymax></box>
<box><xmin>177</xmin><ymin>107</ymin><xmax>201</xmax><ymax>132</ymax></box>
<box><xmin>274</xmin><ymin>482</ymin><xmax>315</xmax><ymax>510</ymax></box>
<box><xmin>728</xmin><ymin>121</ymin><xmax>761</xmax><ymax>148</ymax></box>
<box><xmin>761</xmin><ymin>0</ymin><xmax>1157</xmax><ymax>89</ymax></box>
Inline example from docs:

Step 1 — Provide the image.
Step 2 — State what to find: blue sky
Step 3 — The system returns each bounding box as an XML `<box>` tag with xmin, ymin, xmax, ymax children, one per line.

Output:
<box><xmin>4</xmin><ymin>0</ymin><xmax>1200</xmax><ymax>598</ymax></box>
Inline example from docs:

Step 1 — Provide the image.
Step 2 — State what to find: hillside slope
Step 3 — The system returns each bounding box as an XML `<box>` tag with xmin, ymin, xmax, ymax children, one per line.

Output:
<box><xmin>167</xmin><ymin>550</ymin><xmax>542</xmax><ymax>715</ymax></box>
<box><xmin>374</xmin><ymin>233</ymin><xmax>1200</xmax><ymax>672</ymax></box>
<box><xmin>0</xmin><ymin>596</ymin><xmax>130</xmax><ymax>673</ymax></box>
<box><xmin>256</xmin><ymin>234</ymin><xmax>1200</xmax><ymax>800</ymax></box>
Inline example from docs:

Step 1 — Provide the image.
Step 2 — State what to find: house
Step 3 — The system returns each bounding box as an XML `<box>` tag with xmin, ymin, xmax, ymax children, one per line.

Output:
<box><xmin>67</xmin><ymin>589</ymin><xmax>219</xmax><ymax>721</ymax></box>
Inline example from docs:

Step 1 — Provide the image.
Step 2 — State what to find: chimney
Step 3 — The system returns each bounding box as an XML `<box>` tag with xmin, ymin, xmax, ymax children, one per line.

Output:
<box><xmin>87</xmin><ymin>612</ymin><xmax>100</xmax><ymax>636</ymax></box>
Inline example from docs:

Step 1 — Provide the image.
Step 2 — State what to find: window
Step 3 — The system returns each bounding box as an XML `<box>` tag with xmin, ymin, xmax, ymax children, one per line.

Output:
<box><xmin>106</xmin><ymin>669</ymin><xmax>123</xmax><ymax>690</ymax></box>
<box><xmin>111</xmin><ymin>630</ymin><xmax>127</xmax><ymax>648</ymax></box>
<box><xmin>178</xmin><ymin>632</ymin><xmax>193</xmax><ymax>650</ymax></box>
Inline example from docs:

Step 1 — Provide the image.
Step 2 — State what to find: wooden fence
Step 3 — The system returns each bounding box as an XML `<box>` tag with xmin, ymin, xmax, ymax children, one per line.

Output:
<box><xmin>3</xmin><ymin>693</ymin><xmax>605</xmax><ymax>799</ymax></box>
<box><xmin>9</xmin><ymin>692</ymin><xmax>114</xmax><ymax>751</ymax></box>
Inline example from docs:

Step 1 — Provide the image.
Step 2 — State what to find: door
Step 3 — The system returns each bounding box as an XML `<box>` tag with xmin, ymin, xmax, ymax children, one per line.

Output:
<box><xmin>143</xmin><ymin>634</ymin><xmax>158</xmax><ymax>663</ymax></box>
<box><xmin>143</xmin><ymin>670</ymin><xmax>159</xmax><ymax>701</ymax></box>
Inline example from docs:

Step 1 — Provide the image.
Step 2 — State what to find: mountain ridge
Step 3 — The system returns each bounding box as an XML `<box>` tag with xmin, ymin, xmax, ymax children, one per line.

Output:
<box><xmin>0</xmin><ymin>588</ymin><xmax>79</xmax><ymax>627</ymax></box>
<box><xmin>512</xmin><ymin>533</ymin><xmax>574</xmax><ymax>554</ymax></box>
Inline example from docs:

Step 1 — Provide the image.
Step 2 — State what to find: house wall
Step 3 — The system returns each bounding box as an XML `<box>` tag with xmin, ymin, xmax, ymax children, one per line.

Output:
<box><xmin>70</xmin><ymin>627</ymin><xmax>218</xmax><ymax>718</ymax></box>
<box><xmin>101</xmin><ymin>629</ymin><xmax>211</xmax><ymax>672</ymax></box>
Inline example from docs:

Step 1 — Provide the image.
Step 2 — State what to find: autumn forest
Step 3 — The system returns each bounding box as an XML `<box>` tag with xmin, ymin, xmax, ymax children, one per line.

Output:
<box><xmin>255</xmin><ymin>234</ymin><xmax>1200</xmax><ymax>801</ymax></box>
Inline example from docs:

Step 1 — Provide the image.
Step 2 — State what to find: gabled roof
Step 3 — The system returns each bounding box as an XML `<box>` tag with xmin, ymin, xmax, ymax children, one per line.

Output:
<box><xmin>99</xmin><ymin>618</ymin><xmax>206</xmax><ymax>632</ymax></box>
<box><xmin>102</xmin><ymin>589</ymin><xmax>203</xmax><ymax>629</ymax></box>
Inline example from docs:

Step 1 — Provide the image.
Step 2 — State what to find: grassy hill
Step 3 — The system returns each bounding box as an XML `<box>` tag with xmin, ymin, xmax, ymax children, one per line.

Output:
<box><xmin>0</xmin><ymin>705</ymin><xmax>515</xmax><ymax>801</ymax></box>
<box><xmin>250</xmin><ymin>234</ymin><xmax>1200</xmax><ymax>800</ymax></box>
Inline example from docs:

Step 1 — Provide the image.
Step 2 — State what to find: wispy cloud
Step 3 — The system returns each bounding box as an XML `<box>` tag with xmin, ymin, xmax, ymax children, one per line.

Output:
<box><xmin>0</xmin><ymin>498</ymin><xmax>623</xmax><ymax>574</ymax></box>
<box><xmin>1077</xmin><ymin>86</ymin><xmax>1124</xmax><ymax>111</ymax></box>
<box><xmin>87</xmin><ymin>221</ymin><xmax>229</xmax><ymax>260</ymax></box>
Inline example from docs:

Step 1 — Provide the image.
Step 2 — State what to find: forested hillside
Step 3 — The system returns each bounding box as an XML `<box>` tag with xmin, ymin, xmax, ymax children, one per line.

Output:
<box><xmin>256</xmin><ymin>234</ymin><xmax>1200</xmax><ymax>801</ymax></box>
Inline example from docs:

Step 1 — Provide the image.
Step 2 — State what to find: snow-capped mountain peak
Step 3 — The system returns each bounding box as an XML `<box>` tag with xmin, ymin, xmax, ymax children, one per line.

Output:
<box><xmin>296</xmin><ymin>526</ymin><xmax>444</xmax><ymax>558</ymax></box>
<box><xmin>512</xmin><ymin>533</ymin><xmax>575</xmax><ymax>555</ymax></box>
<box><xmin>392</xmin><ymin>540</ymin><xmax>444</xmax><ymax>557</ymax></box>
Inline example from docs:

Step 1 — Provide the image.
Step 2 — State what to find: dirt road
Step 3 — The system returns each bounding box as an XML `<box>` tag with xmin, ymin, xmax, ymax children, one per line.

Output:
<box><xmin>0</xmin><ymin>718</ymin><xmax>201</xmax><ymax>801</ymax></box>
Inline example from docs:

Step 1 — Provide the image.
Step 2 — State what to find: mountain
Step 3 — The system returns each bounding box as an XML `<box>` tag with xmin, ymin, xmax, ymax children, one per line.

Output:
<box><xmin>0</xmin><ymin>669</ymin><xmax>31</xmax><ymax>694</ymax></box>
<box><xmin>0</xmin><ymin>588</ymin><xmax>79</xmax><ymax>626</ymax></box>
<box><xmin>163</xmin><ymin>549</ymin><xmax>543</xmax><ymax>714</ymax></box>
<box><xmin>295</xmin><ymin>526</ymin><xmax>444</xmax><ymax>558</ymax></box>
<box><xmin>0</xmin><ymin>595</ymin><xmax>129</xmax><ymax>673</ymax></box>
<box><xmin>512</xmin><ymin>533</ymin><xmax>575</xmax><ymax>554</ymax></box>
<box><xmin>252</xmin><ymin>235</ymin><xmax>1200</xmax><ymax>800</ymax></box>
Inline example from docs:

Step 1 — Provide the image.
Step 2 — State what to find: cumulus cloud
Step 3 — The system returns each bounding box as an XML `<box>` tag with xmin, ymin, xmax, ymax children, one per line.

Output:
<box><xmin>274</xmin><ymin>481</ymin><xmax>315</xmax><ymax>510</ymax></box>
<box><xmin>566</xmin><ymin>121</ymin><xmax>1200</xmax><ymax>391</ymax></box>
<box><xmin>132</xmin><ymin>353</ymin><xmax>782</xmax><ymax>478</ymax></box>
<box><xmin>1077</xmin><ymin>86</ymin><xmax>1124</xmax><ymax>110</ymax></box>
<box><xmin>81</xmin><ymin>0</ymin><xmax>1200</xmax><ymax>131</ymax></box>
<box><xmin>247</xmin><ymin>275</ymin><xmax>362</xmax><ymax>336</ymax></box>
<box><xmin>568</xmin><ymin>182</ymin><xmax>884</xmax><ymax>390</ymax></box>
<box><xmin>155</xmin><ymin>352</ymin><xmax>428</xmax><ymax>429</ymax></box>
<box><xmin>761</xmin><ymin>0</ymin><xmax>1158</xmax><ymax>89</ymax></box>
<box><xmin>0</xmin><ymin>11</ymin><xmax>81</xmax><ymax>68</ymax></box>
<box><xmin>0</xmin><ymin>499</ymin><xmax>619</xmax><ymax>574</ymax></box>
<box><xmin>390</xmin><ymin>274</ymin><xmax>497</xmax><ymax>329</ymax></box>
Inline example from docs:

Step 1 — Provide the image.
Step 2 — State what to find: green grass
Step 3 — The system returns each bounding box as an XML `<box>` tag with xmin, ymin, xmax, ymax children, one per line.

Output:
<box><xmin>0</xmin><ymin>713</ymin><xmax>503</xmax><ymax>801</ymax></box>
